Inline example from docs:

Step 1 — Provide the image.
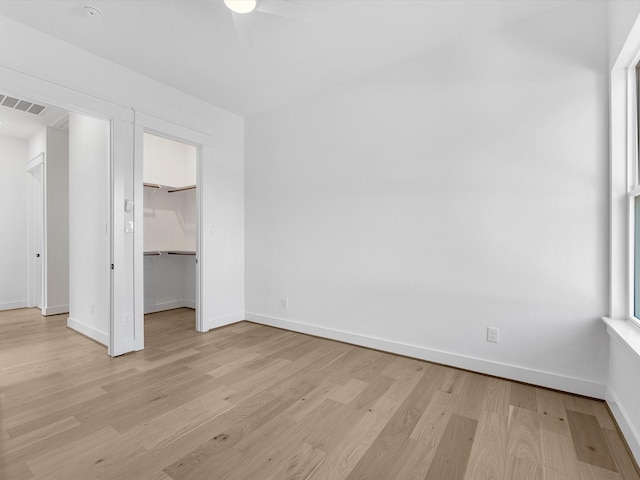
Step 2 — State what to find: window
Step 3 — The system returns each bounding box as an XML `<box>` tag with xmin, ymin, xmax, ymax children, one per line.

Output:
<box><xmin>630</xmin><ymin>63</ymin><xmax>640</xmax><ymax>326</ymax></box>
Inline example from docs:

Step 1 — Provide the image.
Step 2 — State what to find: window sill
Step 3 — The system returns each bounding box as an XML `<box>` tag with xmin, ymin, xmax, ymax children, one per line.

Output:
<box><xmin>602</xmin><ymin>317</ymin><xmax>640</xmax><ymax>362</ymax></box>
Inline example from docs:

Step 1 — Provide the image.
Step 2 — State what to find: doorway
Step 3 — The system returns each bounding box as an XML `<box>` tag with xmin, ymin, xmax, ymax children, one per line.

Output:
<box><xmin>140</xmin><ymin>132</ymin><xmax>200</xmax><ymax>336</ymax></box>
<box><xmin>26</xmin><ymin>155</ymin><xmax>44</xmax><ymax>309</ymax></box>
<box><xmin>0</xmin><ymin>87</ymin><xmax>114</xmax><ymax>349</ymax></box>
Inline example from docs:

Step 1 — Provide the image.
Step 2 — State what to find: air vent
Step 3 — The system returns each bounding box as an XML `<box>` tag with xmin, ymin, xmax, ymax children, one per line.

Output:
<box><xmin>0</xmin><ymin>95</ymin><xmax>47</xmax><ymax>116</ymax></box>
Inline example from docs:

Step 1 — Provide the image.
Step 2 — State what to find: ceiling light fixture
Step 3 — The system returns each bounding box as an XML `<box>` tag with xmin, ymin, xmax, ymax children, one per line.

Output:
<box><xmin>224</xmin><ymin>0</ymin><xmax>256</xmax><ymax>14</ymax></box>
<box><xmin>82</xmin><ymin>4</ymin><xmax>103</xmax><ymax>19</ymax></box>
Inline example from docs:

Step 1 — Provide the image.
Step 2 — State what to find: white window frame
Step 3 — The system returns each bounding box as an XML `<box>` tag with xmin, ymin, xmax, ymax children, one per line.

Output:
<box><xmin>613</xmin><ymin>18</ymin><xmax>640</xmax><ymax>328</ymax></box>
<box><xmin>627</xmin><ymin>60</ymin><xmax>640</xmax><ymax>328</ymax></box>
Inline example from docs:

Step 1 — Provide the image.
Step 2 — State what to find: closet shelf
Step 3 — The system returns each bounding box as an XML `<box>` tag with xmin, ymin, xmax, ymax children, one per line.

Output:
<box><xmin>144</xmin><ymin>250</ymin><xmax>196</xmax><ymax>256</ymax></box>
<box><xmin>143</xmin><ymin>182</ymin><xmax>196</xmax><ymax>193</ymax></box>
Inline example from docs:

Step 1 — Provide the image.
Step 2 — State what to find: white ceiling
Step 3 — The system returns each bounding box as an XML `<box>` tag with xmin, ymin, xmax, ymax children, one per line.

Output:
<box><xmin>0</xmin><ymin>0</ymin><xmax>567</xmax><ymax>117</ymax></box>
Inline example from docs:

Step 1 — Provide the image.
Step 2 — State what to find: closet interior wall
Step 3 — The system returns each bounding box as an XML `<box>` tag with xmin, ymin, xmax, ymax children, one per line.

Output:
<box><xmin>143</xmin><ymin>133</ymin><xmax>196</xmax><ymax>314</ymax></box>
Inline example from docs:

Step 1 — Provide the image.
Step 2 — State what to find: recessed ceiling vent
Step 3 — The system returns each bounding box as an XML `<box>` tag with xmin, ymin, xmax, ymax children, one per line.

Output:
<box><xmin>0</xmin><ymin>95</ymin><xmax>47</xmax><ymax>116</ymax></box>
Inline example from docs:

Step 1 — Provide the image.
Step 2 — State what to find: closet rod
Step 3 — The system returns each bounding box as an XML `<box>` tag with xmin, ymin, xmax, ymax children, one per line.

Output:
<box><xmin>143</xmin><ymin>183</ymin><xmax>161</xmax><ymax>189</ymax></box>
<box><xmin>167</xmin><ymin>251</ymin><xmax>196</xmax><ymax>256</ymax></box>
<box><xmin>167</xmin><ymin>185</ymin><xmax>196</xmax><ymax>193</ymax></box>
<box><xmin>144</xmin><ymin>251</ymin><xmax>161</xmax><ymax>256</ymax></box>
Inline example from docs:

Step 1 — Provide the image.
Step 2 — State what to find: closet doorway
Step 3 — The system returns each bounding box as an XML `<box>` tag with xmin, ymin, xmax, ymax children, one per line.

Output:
<box><xmin>140</xmin><ymin>132</ymin><xmax>200</xmax><ymax>334</ymax></box>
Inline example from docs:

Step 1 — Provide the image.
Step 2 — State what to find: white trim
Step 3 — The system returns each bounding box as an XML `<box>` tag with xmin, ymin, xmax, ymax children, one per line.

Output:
<box><xmin>604</xmin><ymin>316</ymin><xmax>640</xmax><ymax>362</ymax></box>
<box><xmin>182</xmin><ymin>299</ymin><xmax>196</xmax><ymax>310</ymax></box>
<box><xmin>67</xmin><ymin>317</ymin><xmax>108</xmax><ymax>346</ymax></box>
<box><xmin>25</xmin><ymin>152</ymin><xmax>44</xmax><ymax>172</ymax></box>
<box><xmin>204</xmin><ymin>312</ymin><xmax>245</xmax><ymax>331</ymax></box>
<box><xmin>195</xmin><ymin>144</ymin><xmax>203</xmax><ymax>333</ymax></box>
<box><xmin>134</xmin><ymin>110</ymin><xmax>211</xmax><ymax>146</ymax></box>
<box><xmin>0</xmin><ymin>65</ymin><xmax>131</xmax><ymax>122</ymax></box>
<box><xmin>612</xmin><ymin>67</ymin><xmax>630</xmax><ymax>319</ymax></box>
<box><xmin>133</xmin><ymin>125</ymin><xmax>145</xmax><ymax>350</ymax></box>
<box><xmin>606</xmin><ymin>388</ymin><xmax>640</xmax><ymax>464</ymax></box>
<box><xmin>26</xmin><ymin>158</ymin><xmax>45</xmax><ymax>310</ymax></box>
<box><xmin>144</xmin><ymin>300</ymin><xmax>195</xmax><ymax>314</ymax></box>
<box><xmin>245</xmin><ymin>312</ymin><xmax>605</xmax><ymax>399</ymax></box>
<box><xmin>0</xmin><ymin>301</ymin><xmax>28</xmax><ymax>311</ymax></box>
<box><xmin>42</xmin><ymin>305</ymin><xmax>69</xmax><ymax>316</ymax></box>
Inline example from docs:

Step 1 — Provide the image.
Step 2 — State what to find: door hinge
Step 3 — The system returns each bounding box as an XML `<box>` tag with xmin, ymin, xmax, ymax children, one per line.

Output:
<box><xmin>111</xmin><ymin>264</ymin><xmax>114</xmax><ymax>270</ymax></box>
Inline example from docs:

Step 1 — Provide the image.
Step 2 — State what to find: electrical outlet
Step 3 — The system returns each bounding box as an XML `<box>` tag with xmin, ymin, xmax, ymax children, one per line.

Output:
<box><xmin>487</xmin><ymin>326</ymin><xmax>499</xmax><ymax>343</ymax></box>
<box><xmin>281</xmin><ymin>297</ymin><xmax>289</xmax><ymax>308</ymax></box>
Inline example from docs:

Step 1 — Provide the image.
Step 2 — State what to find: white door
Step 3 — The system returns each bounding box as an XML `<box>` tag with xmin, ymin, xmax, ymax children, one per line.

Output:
<box><xmin>27</xmin><ymin>160</ymin><xmax>44</xmax><ymax>310</ymax></box>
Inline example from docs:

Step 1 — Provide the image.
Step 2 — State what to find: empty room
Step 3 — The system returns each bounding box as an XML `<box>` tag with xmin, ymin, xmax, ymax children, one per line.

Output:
<box><xmin>1</xmin><ymin>0</ymin><xmax>640</xmax><ymax>479</ymax></box>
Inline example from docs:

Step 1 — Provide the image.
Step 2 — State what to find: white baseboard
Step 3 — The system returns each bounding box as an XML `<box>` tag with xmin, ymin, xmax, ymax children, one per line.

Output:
<box><xmin>245</xmin><ymin>312</ymin><xmax>606</xmax><ymax>399</ymax></box>
<box><xmin>145</xmin><ymin>300</ymin><xmax>181</xmax><ymax>314</ymax></box>
<box><xmin>145</xmin><ymin>299</ymin><xmax>196</xmax><ymax>314</ymax></box>
<box><xmin>205</xmin><ymin>312</ymin><xmax>245</xmax><ymax>331</ymax></box>
<box><xmin>0</xmin><ymin>300</ymin><xmax>28</xmax><ymax>311</ymax></box>
<box><xmin>42</xmin><ymin>304</ymin><xmax>69</xmax><ymax>316</ymax></box>
<box><xmin>67</xmin><ymin>317</ymin><xmax>108</xmax><ymax>346</ymax></box>
<box><xmin>181</xmin><ymin>299</ymin><xmax>196</xmax><ymax>309</ymax></box>
<box><xmin>607</xmin><ymin>388</ymin><xmax>640</xmax><ymax>464</ymax></box>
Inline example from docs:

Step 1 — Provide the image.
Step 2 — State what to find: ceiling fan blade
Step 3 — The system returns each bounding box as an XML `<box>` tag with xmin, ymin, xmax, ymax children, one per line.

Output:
<box><xmin>256</xmin><ymin>0</ymin><xmax>323</xmax><ymax>23</ymax></box>
<box><xmin>231</xmin><ymin>11</ymin><xmax>253</xmax><ymax>46</ymax></box>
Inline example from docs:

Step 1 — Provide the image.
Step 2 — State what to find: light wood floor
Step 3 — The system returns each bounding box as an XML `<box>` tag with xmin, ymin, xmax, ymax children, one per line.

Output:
<box><xmin>1</xmin><ymin>308</ymin><xmax>638</xmax><ymax>480</ymax></box>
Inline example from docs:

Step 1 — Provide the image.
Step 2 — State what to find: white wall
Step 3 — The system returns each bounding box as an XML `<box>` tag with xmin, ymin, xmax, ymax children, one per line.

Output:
<box><xmin>0</xmin><ymin>13</ymin><xmax>244</xmax><ymax>347</ymax></box>
<box><xmin>245</xmin><ymin>1</ymin><xmax>609</xmax><ymax>397</ymax></box>
<box><xmin>67</xmin><ymin>113</ymin><xmax>110</xmax><ymax>344</ymax></box>
<box><xmin>144</xmin><ymin>133</ymin><xmax>196</xmax><ymax>187</ymax></box>
<box><xmin>144</xmin><ymin>255</ymin><xmax>196</xmax><ymax>313</ymax></box>
<box><xmin>44</xmin><ymin>127</ymin><xmax>69</xmax><ymax>315</ymax></box>
<box><xmin>0</xmin><ymin>134</ymin><xmax>28</xmax><ymax>310</ymax></box>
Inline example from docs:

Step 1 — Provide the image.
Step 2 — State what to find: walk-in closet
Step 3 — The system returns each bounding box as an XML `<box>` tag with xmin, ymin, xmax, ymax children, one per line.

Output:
<box><xmin>143</xmin><ymin>133</ymin><xmax>197</xmax><ymax>318</ymax></box>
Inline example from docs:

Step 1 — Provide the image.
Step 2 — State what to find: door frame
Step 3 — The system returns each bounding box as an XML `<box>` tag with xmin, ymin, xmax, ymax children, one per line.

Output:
<box><xmin>0</xmin><ymin>68</ymin><xmax>131</xmax><ymax>356</ymax></box>
<box><xmin>133</xmin><ymin>112</ymin><xmax>207</xmax><ymax>346</ymax></box>
<box><xmin>26</xmin><ymin>153</ymin><xmax>45</xmax><ymax>310</ymax></box>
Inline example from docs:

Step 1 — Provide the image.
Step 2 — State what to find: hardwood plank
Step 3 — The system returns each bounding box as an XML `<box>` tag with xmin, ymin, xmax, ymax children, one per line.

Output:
<box><xmin>463</xmin><ymin>411</ymin><xmax>507</xmax><ymax>480</ymax></box>
<box><xmin>327</xmin><ymin>378</ymin><xmax>370</xmax><ymax>404</ymax></box>
<box><xmin>483</xmin><ymin>377</ymin><xmax>511</xmax><ymax>416</ymax></box>
<box><xmin>510</xmin><ymin>383</ymin><xmax>537</xmax><ymax>411</ymax></box>
<box><xmin>578</xmin><ymin>462</ymin><xmax>623</xmax><ymax>480</ymax></box>
<box><xmin>506</xmin><ymin>406</ymin><xmax>543</xmax><ymax>467</ymax></box>
<box><xmin>344</xmin><ymin>364</ymin><xmax>441</xmax><ymax>480</ymax></box>
<box><xmin>390</xmin><ymin>438</ymin><xmax>437</xmax><ymax>480</ymax></box>
<box><xmin>410</xmin><ymin>390</ymin><xmax>454</xmax><ymax>445</ymax></box>
<box><xmin>592</xmin><ymin>402</ymin><xmax>616</xmax><ymax>431</ymax></box>
<box><xmin>306</xmin><ymin>396</ymin><xmax>400</xmax><ymax>480</ymax></box>
<box><xmin>505</xmin><ymin>455</ymin><xmax>543</xmax><ymax>480</ymax></box>
<box><xmin>264</xmin><ymin>443</ymin><xmax>327</xmax><ymax>480</ymax></box>
<box><xmin>424</xmin><ymin>413</ymin><xmax>478</xmax><ymax>480</ymax></box>
<box><xmin>536</xmin><ymin>387</ymin><xmax>571</xmax><ymax>437</ymax></box>
<box><xmin>566</xmin><ymin>410</ymin><xmax>618</xmax><ymax>472</ymax></box>
<box><xmin>452</xmin><ymin>372</ymin><xmax>488</xmax><ymax>420</ymax></box>
<box><xmin>602</xmin><ymin>428</ymin><xmax>640</xmax><ymax>480</ymax></box>
<box><xmin>540</xmin><ymin>428</ymin><xmax>581</xmax><ymax>478</ymax></box>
